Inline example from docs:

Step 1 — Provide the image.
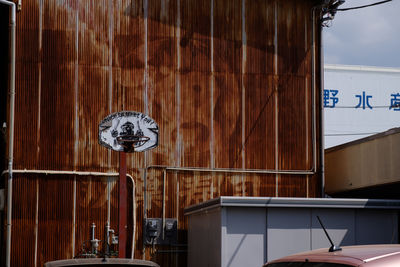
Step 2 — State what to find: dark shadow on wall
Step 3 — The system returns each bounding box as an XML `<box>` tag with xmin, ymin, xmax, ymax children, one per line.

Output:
<box><xmin>122</xmin><ymin>0</ymin><xmax>309</xmax><ymax>75</ymax></box>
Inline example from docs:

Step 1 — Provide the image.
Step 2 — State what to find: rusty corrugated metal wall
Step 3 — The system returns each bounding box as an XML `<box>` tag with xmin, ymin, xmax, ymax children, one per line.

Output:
<box><xmin>3</xmin><ymin>0</ymin><xmax>323</xmax><ymax>266</ymax></box>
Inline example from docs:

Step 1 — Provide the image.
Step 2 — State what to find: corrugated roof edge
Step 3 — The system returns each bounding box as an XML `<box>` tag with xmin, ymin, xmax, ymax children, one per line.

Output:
<box><xmin>183</xmin><ymin>196</ymin><xmax>400</xmax><ymax>215</ymax></box>
<box><xmin>325</xmin><ymin>127</ymin><xmax>400</xmax><ymax>153</ymax></box>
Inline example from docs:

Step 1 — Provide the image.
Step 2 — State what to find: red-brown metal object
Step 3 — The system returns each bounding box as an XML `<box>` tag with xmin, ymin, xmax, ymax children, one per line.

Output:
<box><xmin>118</xmin><ymin>152</ymin><xmax>127</xmax><ymax>258</ymax></box>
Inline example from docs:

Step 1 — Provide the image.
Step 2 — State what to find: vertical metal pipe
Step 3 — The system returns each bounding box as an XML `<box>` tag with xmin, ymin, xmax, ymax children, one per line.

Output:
<box><xmin>143</xmin><ymin>0</ymin><xmax>149</xmax><ymax>258</ymax></box>
<box><xmin>72</xmin><ymin>176</ymin><xmax>77</xmax><ymax>257</ymax></box>
<box><xmin>34</xmin><ymin>178</ymin><xmax>39</xmax><ymax>267</ymax></box>
<box><xmin>104</xmin><ymin>221</ymin><xmax>110</xmax><ymax>257</ymax></box>
<box><xmin>312</xmin><ymin>4</ymin><xmax>325</xmax><ymax>197</ymax></box>
<box><xmin>90</xmin><ymin>223</ymin><xmax>96</xmax><ymax>241</ymax></box>
<box><xmin>210</xmin><ymin>0</ymin><xmax>215</xmax><ymax>200</ymax></box>
<box><xmin>72</xmin><ymin>4</ymin><xmax>79</xmax><ymax>257</ymax></box>
<box><xmin>319</xmin><ymin>14</ymin><xmax>325</xmax><ymax>198</ymax></box>
<box><xmin>274</xmin><ymin>0</ymin><xmax>279</xmax><ymax>197</ymax></box>
<box><xmin>142</xmin><ymin>168</ymin><xmax>147</xmax><ymax>260</ymax></box>
<box><xmin>241</xmin><ymin>0</ymin><xmax>246</xmax><ymax>197</ymax></box>
<box><xmin>0</xmin><ymin>1</ymin><xmax>16</xmax><ymax>266</ymax></box>
<box><xmin>175</xmin><ymin>0</ymin><xmax>181</xmax><ymax>167</ymax></box>
<box><xmin>107</xmin><ymin>178</ymin><xmax>111</xmax><ymax>230</ymax></box>
<box><xmin>311</xmin><ymin>6</ymin><xmax>318</xmax><ymax>196</ymax></box>
<box><xmin>162</xmin><ymin>169</ymin><xmax>166</xmax><ymax>240</ymax></box>
<box><xmin>130</xmin><ymin>176</ymin><xmax>136</xmax><ymax>259</ymax></box>
<box><xmin>143</xmin><ymin>0</ymin><xmax>148</xmax><ymax>116</ymax></box>
<box><xmin>305</xmin><ymin>20</ymin><xmax>310</xmax><ymax>198</ymax></box>
<box><xmin>119</xmin><ymin>152</ymin><xmax>127</xmax><ymax>258</ymax></box>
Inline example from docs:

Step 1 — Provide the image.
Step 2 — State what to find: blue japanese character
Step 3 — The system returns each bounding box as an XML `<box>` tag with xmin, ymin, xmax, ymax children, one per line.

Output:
<box><xmin>355</xmin><ymin>91</ymin><xmax>372</xmax><ymax>109</ymax></box>
<box><xmin>323</xmin><ymin>89</ymin><xmax>339</xmax><ymax>108</ymax></box>
<box><xmin>390</xmin><ymin>93</ymin><xmax>400</xmax><ymax>111</ymax></box>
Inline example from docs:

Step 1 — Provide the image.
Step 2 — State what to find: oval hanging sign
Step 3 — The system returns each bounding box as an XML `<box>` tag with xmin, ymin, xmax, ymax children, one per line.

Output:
<box><xmin>98</xmin><ymin>111</ymin><xmax>159</xmax><ymax>152</ymax></box>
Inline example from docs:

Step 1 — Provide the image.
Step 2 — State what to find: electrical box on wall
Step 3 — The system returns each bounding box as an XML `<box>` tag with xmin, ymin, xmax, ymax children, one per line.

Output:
<box><xmin>144</xmin><ymin>218</ymin><xmax>177</xmax><ymax>245</ymax></box>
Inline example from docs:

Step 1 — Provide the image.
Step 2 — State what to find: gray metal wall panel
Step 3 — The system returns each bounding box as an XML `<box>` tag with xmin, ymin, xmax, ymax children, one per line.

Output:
<box><xmin>355</xmin><ymin>210</ymin><xmax>398</xmax><ymax>244</ymax></box>
<box><xmin>267</xmin><ymin>208</ymin><xmax>311</xmax><ymax>261</ymax></box>
<box><xmin>187</xmin><ymin>198</ymin><xmax>400</xmax><ymax>266</ymax></box>
<box><xmin>222</xmin><ymin>207</ymin><xmax>266</xmax><ymax>267</ymax></box>
<box><xmin>311</xmin><ymin>209</ymin><xmax>356</xmax><ymax>250</ymax></box>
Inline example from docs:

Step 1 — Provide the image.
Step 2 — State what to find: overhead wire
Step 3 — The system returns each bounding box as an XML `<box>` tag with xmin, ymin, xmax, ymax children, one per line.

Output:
<box><xmin>322</xmin><ymin>0</ymin><xmax>392</xmax><ymax>27</ymax></box>
<box><xmin>335</xmin><ymin>0</ymin><xmax>392</xmax><ymax>11</ymax></box>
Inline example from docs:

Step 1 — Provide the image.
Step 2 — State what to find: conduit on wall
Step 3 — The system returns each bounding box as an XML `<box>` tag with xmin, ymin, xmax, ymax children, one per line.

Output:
<box><xmin>0</xmin><ymin>1</ymin><xmax>16</xmax><ymax>266</ymax></box>
<box><xmin>1</xmin><ymin>169</ymin><xmax>137</xmax><ymax>262</ymax></box>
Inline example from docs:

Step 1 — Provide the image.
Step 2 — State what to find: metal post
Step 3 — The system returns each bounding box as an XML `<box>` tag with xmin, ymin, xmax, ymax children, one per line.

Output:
<box><xmin>104</xmin><ymin>222</ymin><xmax>110</xmax><ymax>257</ymax></box>
<box><xmin>119</xmin><ymin>152</ymin><xmax>127</xmax><ymax>258</ymax></box>
<box><xmin>0</xmin><ymin>1</ymin><xmax>16</xmax><ymax>266</ymax></box>
<box><xmin>98</xmin><ymin>111</ymin><xmax>159</xmax><ymax>259</ymax></box>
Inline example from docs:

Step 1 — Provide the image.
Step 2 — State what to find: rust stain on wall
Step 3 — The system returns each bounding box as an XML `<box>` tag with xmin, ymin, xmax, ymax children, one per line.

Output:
<box><xmin>6</xmin><ymin>0</ymin><xmax>323</xmax><ymax>266</ymax></box>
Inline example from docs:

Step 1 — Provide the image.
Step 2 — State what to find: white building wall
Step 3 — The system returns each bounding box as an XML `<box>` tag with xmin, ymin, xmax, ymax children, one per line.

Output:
<box><xmin>324</xmin><ymin>64</ymin><xmax>400</xmax><ymax>148</ymax></box>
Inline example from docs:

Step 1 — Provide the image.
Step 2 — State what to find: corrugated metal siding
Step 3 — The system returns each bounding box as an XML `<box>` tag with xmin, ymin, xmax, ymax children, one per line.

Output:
<box><xmin>37</xmin><ymin>176</ymin><xmax>74</xmax><ymax>263</ymax></box>
<box><xmin>11</xmin><ymin>175</ymin><xmax>37</xmax><ymax>266</ymax></box>
<box><xmin>325</xmin><ymin>129</ymin><xmax>400</xmax><ymax>195</ymax></box>
<box><xmin>6</xmin><ymin>0</ymin><xmax>322</xmax><ymax>266</ymax></box>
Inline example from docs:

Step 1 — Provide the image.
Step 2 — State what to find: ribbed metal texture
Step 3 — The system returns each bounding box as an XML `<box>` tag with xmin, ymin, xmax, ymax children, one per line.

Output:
<box><xmin>7</xmin><ymin>0</ymin><xmax>322</xmax><ymax>266</ymax></box>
